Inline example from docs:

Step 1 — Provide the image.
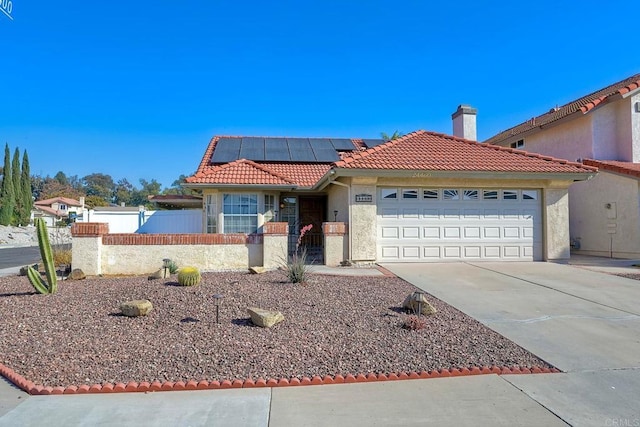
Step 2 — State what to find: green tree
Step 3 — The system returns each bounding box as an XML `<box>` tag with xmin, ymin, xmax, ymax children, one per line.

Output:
<box><xmin>163</xmin><ymin>174</ymin><xmax>197</xmax><ymax>195</ymax></box>
<box><xmin>131</xmin><ymin>178</ymin><xmax>162</xmax><ymax>207</ymax></box>
<box><xmin>0</xmin><ymin>143</ymin><xmax>15</xmax><ymax>225</ymax></box>
<box><xmin>82</xmin><ymin>173</ymin><xmax>115</xmax><ymax>204</ymax></box>
<box><xmin>113</xmin><ymin>178</ymin><xmax>134</xmax><ymax>206</ymax></box>
<box><xmin>54</xmin><ymin>171</ymin><xmax>69</xmax><ymax>186</ymax></box>
<box><xmin>38</xmin><ymin>177</ymin><xmax>84</xmax><ymax>201</ymax></box>
<box><xmin>380</xmin><ymin>131</ymin><xmax>403</xmax><ymax>141</ymax></box>
<box><xmin>11</xmin><ymin>148</ymin><xmax>21</xmax><ymax>225</ymax></box>
<box><xmin>84</xmin><ymin>195</ymin><xmax>109</xmax><ymax>210</ymax></box>
<box><xmin>20</xmin><ymin>150</ymin><xmax>32</xmax><ymax>226</ymax></box>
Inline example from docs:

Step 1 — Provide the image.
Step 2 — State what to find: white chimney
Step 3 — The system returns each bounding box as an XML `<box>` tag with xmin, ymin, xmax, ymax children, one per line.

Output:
<box><xmin>451</xmin><ymin>104</ymin><xmax>477</xmax><ymax>141</ymax></box>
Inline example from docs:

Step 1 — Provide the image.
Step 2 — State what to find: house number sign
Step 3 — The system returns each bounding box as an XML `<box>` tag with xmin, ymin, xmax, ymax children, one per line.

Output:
<box><xmin>355</xmin><ymin>194</ymin><xmax>373</xmax><ymax>203</ymax></box>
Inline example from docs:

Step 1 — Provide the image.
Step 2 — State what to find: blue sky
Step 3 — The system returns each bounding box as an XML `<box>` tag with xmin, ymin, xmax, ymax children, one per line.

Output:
<box><xmin>1</xmin><ymin>0</ymin><xmax>638</xmax><ymax>189</ymax></box>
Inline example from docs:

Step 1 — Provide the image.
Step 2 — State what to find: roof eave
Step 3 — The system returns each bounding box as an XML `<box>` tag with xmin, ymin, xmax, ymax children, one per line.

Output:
<box><xmin>330</xmin><ymin>168</ymin><xmax>595</xmax><ymax>182</ymax></box>
<box><xmin>182</xmin><ymin>183</ymin><xmax>299</xmax><ymax>191</ymax></box>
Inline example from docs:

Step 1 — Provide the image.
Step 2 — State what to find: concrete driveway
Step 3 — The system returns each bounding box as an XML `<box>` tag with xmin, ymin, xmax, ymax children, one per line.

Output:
<box><xmin>383</xmin><ymin>261</ymin><xmax>640</xmax><ymax>426</ymax></box>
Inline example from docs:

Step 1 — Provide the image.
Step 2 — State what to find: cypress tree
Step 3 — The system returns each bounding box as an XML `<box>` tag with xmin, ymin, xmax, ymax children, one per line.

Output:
<box><xmin>11</xmin><ymin>147</ymin><xmax>21</xmax><ymax>225</ymax></box>
<box><xmin>20</xmin><ymin>150</ymin><xmax>32</xmax><ymax>226</ymax></box>
<box><xmin>0</xmin><ymin>143</ymin><xmax>15</xmax><ymax>226</ymax></box>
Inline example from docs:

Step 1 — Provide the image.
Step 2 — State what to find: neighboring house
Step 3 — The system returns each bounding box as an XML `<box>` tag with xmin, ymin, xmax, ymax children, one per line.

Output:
<box><xmin>32</xmin><ymin>196</ymin><xmax>84</xmax><ymax>227</ymax></box>
<box><xmin>485</xmin><ymin>73</ymin><xmax>640</xmax><ymax>258</ymax></box>
<box><xmin>184</xmin><ymin>113</ymin><xmax>595</xmax><ymax>264</ymax></box>
<box><xmin>147</xmin><ymin>194</ymin><xmax>203</xmax><ymax>210</ymax></box>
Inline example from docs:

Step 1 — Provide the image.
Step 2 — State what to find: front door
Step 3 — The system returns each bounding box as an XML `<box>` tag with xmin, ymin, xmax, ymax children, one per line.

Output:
<box><xmin>296</xmin><ymin>196</ymin><xmax>326</xmax><ymax>263</ymax></box>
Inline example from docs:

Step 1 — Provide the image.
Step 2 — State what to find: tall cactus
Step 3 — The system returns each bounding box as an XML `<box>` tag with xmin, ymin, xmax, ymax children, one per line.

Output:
<box><xmin>26</xmin><ymin>218</ymin><xmax>58</xmax><ymax>294</ymax></box>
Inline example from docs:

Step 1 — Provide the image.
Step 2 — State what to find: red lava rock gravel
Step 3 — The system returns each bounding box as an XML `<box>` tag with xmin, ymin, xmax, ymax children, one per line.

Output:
<box><xmin>0</xmin><ymin>271</ymin><xmax>552</xmax><ymax>388</ymax></box>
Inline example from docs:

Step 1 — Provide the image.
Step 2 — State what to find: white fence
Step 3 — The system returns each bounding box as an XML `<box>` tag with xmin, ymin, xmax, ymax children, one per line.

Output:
<box><xmin>79</xmin><ymin>209</ymin><xmax>203</xmax><ymax>234</ymax></box>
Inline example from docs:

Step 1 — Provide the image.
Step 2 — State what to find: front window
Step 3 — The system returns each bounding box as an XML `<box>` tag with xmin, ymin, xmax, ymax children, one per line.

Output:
<box><xmin>264</xmin><ymin>194</ymin><xmax>276</xmax><ymax>222</ymax></box>
<box><xmin>223</xmin><ymin>193</ymin><xmax>258</xmax><ymax>234</ymax></box>
<box><xmin>59</xmin><ymin>204</ymin><xmax>67</xmax><ymax>211</ymax></box>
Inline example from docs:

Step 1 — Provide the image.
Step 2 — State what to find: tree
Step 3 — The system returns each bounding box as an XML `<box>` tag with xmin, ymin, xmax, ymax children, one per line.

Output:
<box><xmin>38</xmin><ymin>178</ymin><xmax>84</xmax><ymax>201</ymax></box>
<box><xmin>54</xmin><ymin>171</ymin><xmax>69</xmax><ymax>186</ymax></box>
<box><xmin>82</xmin><ymin>173</ymin><xmax>115</xmax><ymax>204</ymax></box>
<box><xmin>20</xmin><ymin>150</ymin><xmax>32</xmax><ymax>226</ymax></box>
<box><xmin>380</xmin><ymin>131</ymin><xmax>404</xmax><ymax>141</ymax></box>
<box><xmin>130</xmin><ymin>178</ymin><xmax>162</xmax><ymax>207</ymax></box>
<box><xmin>163</xmin><ymin>174</ymin><xmax>196</xmax><ymax>195</ymax></box>
<box><xmin>0</xmin><ymin>143</ymin><xmax>15</xmax><ymax>225</ymax></box>
<box><xmin>113</xmin><ymin>178</ymin><xmax>134</xmax><ymax>206</ymax></box>
<box><xmin>84</xmin><ymin>195</ymin><xmax>109</xmax><ymax>210</ymax></box>
<box><xmin>11</xmin><ymin>148</ymin><xmax>21</xmax><ymax>225</ymax></box>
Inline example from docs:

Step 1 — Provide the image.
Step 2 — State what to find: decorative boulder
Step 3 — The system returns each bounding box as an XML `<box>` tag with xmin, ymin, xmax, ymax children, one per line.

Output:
<box><xmin>249</xmin><ymin>266</ymin><xmax>266</xmax><ymax>274</ymax></box>
<box><xmin>120</xmin><ymin>300</ymin><xmax>153</xmax><ymax>317</ymax></box>
<box><xmin>247</xmin><ymin>307</ymin><xmax>284</xmax><ymax>328</ymax></box>
<box><xmin>403</xmin><ymin>292</ymin><xmax>437</xmax><ymax>316</ymax></box>
<box><xmin>148</xmin><ymin>269</ymin><xmax>164</xmax><ymax>280</ymax></box>
<box><xmin>69</xmin><ymin>268</ymin><xmax>86</xmax><ymax>280</ymax></box>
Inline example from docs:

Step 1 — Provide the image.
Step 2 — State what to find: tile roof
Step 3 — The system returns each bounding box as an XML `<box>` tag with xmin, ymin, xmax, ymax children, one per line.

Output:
<box><xmin>35</xmin><ymin>196</ymin><xmax>82</xmax><ymax>206</ymax></box>
<box><xmin>485</xmin><ymin>73</ymin><xmax>640</xmax><ymax>145</ymax></box>
<box><xmin>582</xmin><ymin>159</ymin><xmax>640</xmax><ymax>179</ymax></box>
<box><xmin>335</xmin><ymin>130</ymin><xmax>597</xmax><ymax>174</ymax></box>
<box><xmin>186</xmin><ymin>131</ymin><xmax>595</xmax><ymax>188</ymax></box>
<box><xmin>33</xmin><ymin>205</ymin><xmax>66</xmax><ymax>218</ymax></box>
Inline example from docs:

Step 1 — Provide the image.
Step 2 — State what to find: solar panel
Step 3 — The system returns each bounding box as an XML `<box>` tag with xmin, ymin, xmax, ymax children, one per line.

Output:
<box><xmin>309</xmin><ymin>138</ymin><xmax>339</xmax><ymax>162</ymax></box>
<box><xmin>239</xmin><ymin>137</ymin><xmax>265</xmax><ymax>161</ymax></box>
<box><xmin>362</xmin><ymin>139</ymin><xmax>386</xmax><ymax>148</ymax></box>
<box><xmin>330</xmin><ymin>138</ymin><xmax>356</xmax><ymax>150</ymax></box>
<box><xmin>211</xmin><ymin>138</ymin><xmax>241</xmax><ymax>163</ymax></box>
<box><xmin>264</xmin><ymin>138</ymin><xmax>291</xmax><ymax>161</ymax></box>
<box><xmin>287</xmin><ymin>138</ymin><xmax>316</xmax><ymax>162</ymax></box>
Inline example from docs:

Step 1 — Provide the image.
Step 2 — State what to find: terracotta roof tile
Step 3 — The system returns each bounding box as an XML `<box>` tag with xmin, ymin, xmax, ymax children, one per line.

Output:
<box><xmin>485</xmin><ymin>73</ymin><xmax>640</xmax><ymax>145</ymax></box>
<box><xmin>335</xmin><ymin>130</ymin><xmax>596</xmax><ymax>174</ymax></box>
<box><xmin>582</xmin><ymin>159</ymin><xmax>640</xmax><ymax>179</ymax></box>
<box><xmin>35</xmin><ymin>196</ymin><xmax>82</xmax><ymax>206</ymax></box>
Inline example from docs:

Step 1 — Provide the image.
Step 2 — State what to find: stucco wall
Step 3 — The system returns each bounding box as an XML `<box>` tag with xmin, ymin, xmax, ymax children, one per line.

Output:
<box><xmin>543</xmin><ymin>187</ymin><xmax>571</xmax><ymax>260</ymax></box>
<box><xmin>569</xmin><ymin>172</ymin><xmax>640</xmax><ymax>258</ymax></box>
<box><xmin>327</xmin><ymin>181</ymin><xmax>349</xmax><ymax>224</ymax></box>
<box><xmin>349</xmin><ymin>177</ymin><xmax>378</xmax><ymax>262</ymax></box>
<box><xmin>525</xmin><ymin>115</ymin><xmax>594</xmax><ymax>162</ymax></box>
<box><xmin>631</xmin><ymin>93</ymin><xmax>640</xmax><ymax>162</ymax></box>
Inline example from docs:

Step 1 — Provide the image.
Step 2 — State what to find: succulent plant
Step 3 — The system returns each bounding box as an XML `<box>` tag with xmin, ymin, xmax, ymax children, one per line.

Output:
<box><xmin>26</xmin><ymin>218</ymin><xmax>58</xmax><ymax>294</ymax></box>
<box><xmin>177</xmin><ymin>266</ymin><xmax>201</xmax><ymax>286</ymax></box>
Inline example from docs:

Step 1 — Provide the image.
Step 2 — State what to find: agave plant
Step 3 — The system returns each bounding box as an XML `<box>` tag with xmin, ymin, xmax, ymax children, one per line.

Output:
<box><xmin>26</xmin><ymin>218</ymin><xmax>58</xmax><ymax>294</ymax></box>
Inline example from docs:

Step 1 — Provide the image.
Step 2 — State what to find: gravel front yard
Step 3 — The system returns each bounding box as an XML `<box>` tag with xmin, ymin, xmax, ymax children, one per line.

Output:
<box><xmin>0</xmin><ymin>271</ymin><xmax>551</xmax><ymax>388</ymax></box>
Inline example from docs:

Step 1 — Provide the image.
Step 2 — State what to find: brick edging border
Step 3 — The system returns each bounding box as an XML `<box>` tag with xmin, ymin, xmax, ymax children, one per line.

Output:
<box><xmin>0</xmin><ymin>363</ymin><xmax>560</xmax><ymax>396</ymax></box>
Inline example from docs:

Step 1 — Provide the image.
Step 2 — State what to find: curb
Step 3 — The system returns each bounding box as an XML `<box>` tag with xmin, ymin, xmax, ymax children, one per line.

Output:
<box><xmin>0</xmin><ymin>363</ymin><xmax>560</xmax><ymax>396</ymax></box>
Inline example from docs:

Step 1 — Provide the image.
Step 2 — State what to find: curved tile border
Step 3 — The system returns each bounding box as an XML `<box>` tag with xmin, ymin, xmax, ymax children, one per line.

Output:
<box><xmin>0</xmin><ymin>362</ymin><xmax>559</xmax><ymax>395</ymax></box>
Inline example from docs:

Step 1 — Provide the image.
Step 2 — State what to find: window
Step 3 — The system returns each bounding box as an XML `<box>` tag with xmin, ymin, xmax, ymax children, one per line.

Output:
<box><xmin>423</xmin><ymin>189</ymin><xmax>439</xmax><ymax>200</ymax></box>
<box><xmin>463</xmin><ymin>189</ymin><xmax>479</xmax><ymax>200</ymax></box>
<box><xmin>443</xmin><ymin>189</ymin><xmax>459</xmax><ymax>200</ymax></box>
<box><xmin>205</xmin><ymin>194</ymin><xmax>217</xmax><ymax>233</ymax></box>
<box><xmin>264</xmin><ymin>194</ymin><xmax>276</xmax><ymax>222</ymax></box>
<box><xmin>59</xmin><ymin>204</ymin><xmax>67</xmax><ymax>211</ymax></box>
<box><xmin>402</xmin><ymin>189</ymin><xmax>418</xmax><ymax>199</ymax></box>
<box><xmin>522</xmin><ymin>190</ymin><xmax>539</xmax><ymax>200</ymax></box>
<box><xmin>381</xmin><ymin>188</ymin><xmax>397</xmax><ymax>199</ymax></box>
<box><xmin>223</xmin><ymin>193</ymin><xmax>258</xmax><ymax>234</ymax></box>
<box><xmin>510</xmin><ymin>139</ymin><xmax>525</xmax><ymax>149</ymax></box>
<box><xmin>503</xmin><ymin>190</ymin><xmax>518</xmax><ymax>200</ymax></box>
<box><xmin>483</xmin><ymin>190</ymin><xmax>498</xmax><ymax>200</ymax></box>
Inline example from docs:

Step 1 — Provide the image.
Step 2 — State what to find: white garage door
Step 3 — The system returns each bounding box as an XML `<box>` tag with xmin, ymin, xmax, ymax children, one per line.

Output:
<box><xmin>377</xmin><ymin>187</ymin><xmax>542</xmax><ymax>262</ymax></box>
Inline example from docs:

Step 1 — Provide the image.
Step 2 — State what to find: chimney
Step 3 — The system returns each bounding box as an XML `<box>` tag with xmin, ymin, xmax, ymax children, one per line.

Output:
<box><xmin>79</xmin><ymin>196</ymin><xmax>85</xmax><ymax>209</ymax></box>
<box><xmin>451</xmin><ymin>104</ymin><xmax>477</xmax><ymax>141</ymax></box>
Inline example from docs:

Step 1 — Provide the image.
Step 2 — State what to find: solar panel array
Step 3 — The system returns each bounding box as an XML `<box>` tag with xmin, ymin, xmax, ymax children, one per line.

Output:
<box><xmin>211</xmin><ymin>137</ymin><xmax>357</xmax><ymax>164</ymax></box>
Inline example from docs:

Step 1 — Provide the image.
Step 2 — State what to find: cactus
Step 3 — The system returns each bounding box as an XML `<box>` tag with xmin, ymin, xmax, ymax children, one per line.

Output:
<box><xmin>26</xmin><ymin>218</ymin><xmax>58</xmax><ymax>294</ymax></box>
<box><xmin>177</xmin><ymin>266</ymin><xmax>201</xmax><ymax>286</ymax></box>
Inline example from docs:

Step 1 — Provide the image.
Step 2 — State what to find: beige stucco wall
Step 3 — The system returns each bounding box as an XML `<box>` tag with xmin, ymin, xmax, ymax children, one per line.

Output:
<box><xmin>630</xmin><ymin>93</ymin><xmax>640</xmax><ymax>162</ymax></box>
<box><xmin>543</xmin><ymin>187</ymin><xmax>571</xmax><ymax>260</ymax></box>
<box><xmin>324</xmin><ymin>234</ymin><xmax>347</xmax><ymax>266</ymax></box>
<box><xmin>569</xmin><ymin>172</ymin><xmax>640</xmax><ymax>258</ymax></box>
<box><xmin>101</xmin><ymin>244</ymin><xmax>262</xmax><ymax>275</ymax></box>
<box><xmin>72</xmin><ymin>236</ymin><xmax>103</xmax><ymax>275</ymax></box>
<box><xmin>263</xmin><ymin>234</ymin><xmax>288</xmax><ymax>269</ymax></box>
<box><xmin>349</xmin><ymin>177</ymin><xmax>378</xmax><ymax>262</ymax></box>
<box><xmin>523</xmin><ymin>115</ymin><xmax>594</xmax><ymax>162</ymax></box>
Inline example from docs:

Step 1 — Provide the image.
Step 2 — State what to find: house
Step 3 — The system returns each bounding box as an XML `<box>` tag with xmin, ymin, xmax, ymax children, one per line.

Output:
<box><xmin>485</xmin><ymin>73</ymin><xmax>640</xmax><ymax>258</ymax></box>
<box><xmin>32</xmin><ymin>196</ymin><xmax>84</xmax><ymax>227</ymax></box>
<box><xmin>184</xmin><ymin>111</ymin><xmax>596</xmax><ymax>265</ymax></box>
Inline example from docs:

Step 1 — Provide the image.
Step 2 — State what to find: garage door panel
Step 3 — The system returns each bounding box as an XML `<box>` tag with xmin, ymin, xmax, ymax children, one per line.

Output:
<box><xmin>402</xmin><ymin>247</ymin><xmax>420</xmax><ymax>258</ymax></box>
<box><xmin>443</xmin><ymin>247</ymin><xmax>461</xmax><ymax>258</ymax></box>
<box><xmin>503</xmin><ymin>246</ymin><xmax>521</xmax><ymax>258</ymax></box>
<box><xmin>402</xmin><ymin>209</ymin><xmax>419</xmax><ymax>218</ymax></box>
<box><xmin>503</xmin><ymin>227</ymin><xmax>520</xmax><ymax>238</ymax></box>
<box><xmin>381</xmin><ymin>227</ymin><xmax>399</xmax><ymax>238</ymax></box>
<box><xmin>423</xmin><ymin>227</ymin><xmax>440</xmax><ymax>238</ymax></box>
<box><xmin>423</xmin><ymin>209</ymin><xmax>439</xmax><ymax>218</ymax></box>
<box><xmin>464</xmin><ymin>227</ymin><xmax>481</xmax><ymax>238</ymax></box>
<box><xmin>402</xmin><ymin>227</ymin><xmax>420</xmax><ymax>238</ymax></box>
<box><xmin>484</xmin><ymin>246</ymin><xmax>501</xmax><ymax>258</ymax></box>
<box><xmin>423</xmin><ymin>247</ymin><xmax>441</xmax><ymax>258</ymax></box>
<box><xmin>464</xmin><ymin>246</ymin><xmax>481</xmax><ymax>258</ymax></box>
<box><xmin>444</xmin><ymin>209</ymin><xmax>460</xmax><ymax>218</ymax></box>
<box><xmin>484</xmin><ymin>227</ymin><xmax>501</xmax><ymax>238</ymax></box>
<box><xmin>381</xmin><ymin>208</ymin><xmax>399</xmax><ymax>218</ymax></box>
<box><xmin>381</xmin><ymin>246</ymin><xmax>400</xmax><ymax>259</ymax></box>
<box><xmin>443</xmin><ymin>227</ymin><xmax>461</xmax><ymax>238</ymax></box>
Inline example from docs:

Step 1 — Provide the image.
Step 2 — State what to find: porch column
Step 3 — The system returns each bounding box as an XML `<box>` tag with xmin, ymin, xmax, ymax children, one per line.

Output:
<box><xmin>71</xmin><ymin>223</ymin><xmax>109</xmax><ymax>276</ymax></box>
<box><xmin>323</xmin><ymin>222</ymin><xmax>348</xmax><ymax>266</ymax></box>
<box><xmin>263</xmin><ymin>222</ymin><xmax>289</xmax><ymax>269</ymax></box>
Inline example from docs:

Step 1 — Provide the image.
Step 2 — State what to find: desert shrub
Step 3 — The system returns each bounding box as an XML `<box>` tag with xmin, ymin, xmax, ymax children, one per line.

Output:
<box><xmin>402</xmin><ymin>315</ymin><xmax>427</xmax><ymax>331</ymax></box>
<box><xmin>53</xmin><ymin>248</ymin><xmax>72</xmax><ymax>267</ymax></box>
<box><xmin>284</xmin><ymin>224</ymin><xmax>313</xmax><ymax>284</ymax></box>
<box><xmin>177</xmin><ymin>266</ymin><xmax>201</xmax><ymax>286</ymax></box>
